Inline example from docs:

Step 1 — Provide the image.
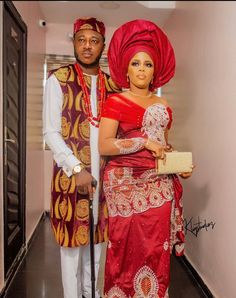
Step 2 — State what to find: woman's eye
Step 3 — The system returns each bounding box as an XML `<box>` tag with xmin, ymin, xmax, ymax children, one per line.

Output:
<box><xmin>131</xmin><ymin>61</ymin><xmax>139</xmax><ymax>66</ymax></box>
<box><xmin>146</xmin><ymin>63</ymin><xmax>153</xmax><ymax>68</ymax></box>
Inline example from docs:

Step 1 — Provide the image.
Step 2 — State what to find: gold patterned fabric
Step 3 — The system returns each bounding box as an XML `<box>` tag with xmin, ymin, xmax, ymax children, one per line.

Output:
<box><xmin>49</xmin><ymin>64</ymin><xmax>119</xmax><ymax>247</ymax></box>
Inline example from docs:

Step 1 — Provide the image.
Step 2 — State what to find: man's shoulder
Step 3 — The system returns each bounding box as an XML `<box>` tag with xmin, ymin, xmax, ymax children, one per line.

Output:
<box><xmin>48</xmin><ymin>64</ymin><xmax>75</xmax><ymax>83</ymax></box>
<box><xmin>102</xmin><ymin>70</ymin><xmax>121</xmax><ymax>94</ymax></box>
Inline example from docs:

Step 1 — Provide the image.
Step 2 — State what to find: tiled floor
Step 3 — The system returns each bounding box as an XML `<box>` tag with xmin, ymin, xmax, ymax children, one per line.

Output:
<box><xmin>4</xmin><ymin>215</ymin><xmax>207</xmax><ymax>298</ymax></box>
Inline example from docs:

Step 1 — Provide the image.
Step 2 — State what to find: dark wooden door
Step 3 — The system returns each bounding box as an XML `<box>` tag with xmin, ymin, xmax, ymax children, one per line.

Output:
<box><xmin>3</xmin><ymin>1</ymin><xmax>27</xmax><ymax>278</ymax></box>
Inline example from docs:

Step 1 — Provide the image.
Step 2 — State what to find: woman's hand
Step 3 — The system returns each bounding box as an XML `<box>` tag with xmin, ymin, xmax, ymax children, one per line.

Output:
<box><xmin>145</xmin><ymin>139</ymin><xmax>166</xmax><ymax>159</ymax></box>
<box><xmin>179</xmin><ymin>165</ymin><xmax>196</xmax><ymax>179</ymax></box>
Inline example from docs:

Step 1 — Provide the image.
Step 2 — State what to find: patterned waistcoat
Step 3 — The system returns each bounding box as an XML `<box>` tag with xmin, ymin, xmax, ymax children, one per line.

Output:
<box><xmin>49</xmin><ymin>64</ymin><xmax>119</xmax><ymax>247</ymax></box>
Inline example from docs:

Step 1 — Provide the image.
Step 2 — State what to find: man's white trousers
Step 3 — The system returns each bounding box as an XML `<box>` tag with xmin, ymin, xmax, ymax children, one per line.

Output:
<box><xmin>60</xmin><ymin>243</ymin><xmax>102</xmax><ymax>298</ymax></box>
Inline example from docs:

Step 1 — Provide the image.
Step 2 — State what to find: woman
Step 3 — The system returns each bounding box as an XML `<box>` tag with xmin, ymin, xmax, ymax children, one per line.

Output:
<box><xmin>99</xmin><ymin>19</ymin><xmax>193</xmax><ymax>298</ymax></box>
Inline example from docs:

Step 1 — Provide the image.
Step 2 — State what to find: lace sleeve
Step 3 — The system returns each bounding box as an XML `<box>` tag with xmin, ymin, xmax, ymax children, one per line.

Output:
<box><xmin>114</xmin><ymin>137</ymin><xmax>146</xmax><ymax>154</ymax></box>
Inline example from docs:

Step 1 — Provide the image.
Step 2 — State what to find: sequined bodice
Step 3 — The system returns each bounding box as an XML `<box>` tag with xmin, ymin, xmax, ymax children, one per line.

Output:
<box><xmin>142</xmin><ymin>103</ymin><xmax>170</xmax><ymax>145</ymax></box>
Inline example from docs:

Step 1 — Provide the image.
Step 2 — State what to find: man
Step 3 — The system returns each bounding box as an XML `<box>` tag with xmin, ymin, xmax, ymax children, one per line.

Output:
<box><xmin>43</xmin><ymin>17</ymin><xmax>119</xmax><ymax>298</ymax></box>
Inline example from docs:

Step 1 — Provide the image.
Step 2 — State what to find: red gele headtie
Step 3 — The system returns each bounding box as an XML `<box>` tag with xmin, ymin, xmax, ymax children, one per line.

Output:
<box><xmin>107</xmin><ymin>19</ymin><xmax>175</xmax><ymax>90</ymax></box>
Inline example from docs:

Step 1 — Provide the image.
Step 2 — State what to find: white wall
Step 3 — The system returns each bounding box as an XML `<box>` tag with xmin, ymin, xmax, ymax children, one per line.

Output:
<box><xmin>0</xmin><ymin>1</ymin><xmax>4</xmax><ymax>292</ymax></box>
<box><xmin>163</xmin><ymin>1</ymin><xmax>236</xmax><ymax>297</ymax></box>
<box><xmin>13</xmin><ymin>1</ymin><xmax>46</xmax><ymax>242</ymax></box>
<box><xmin>44</xmin><ymin>150</ymin><xmax>53</xmax><ymax>211</ymax></box>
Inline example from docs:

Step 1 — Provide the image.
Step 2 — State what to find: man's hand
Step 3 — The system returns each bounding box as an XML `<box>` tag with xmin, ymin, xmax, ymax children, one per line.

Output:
<box><xmin>74</xmin><ymin>169</ymin><xmax>97</xmax><ymax>198</ymax></box>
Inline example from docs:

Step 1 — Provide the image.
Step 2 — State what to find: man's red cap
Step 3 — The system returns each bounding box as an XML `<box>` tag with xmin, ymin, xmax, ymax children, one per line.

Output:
<box><xmin>73</xmin><ymin>17</ymin><xmax>105</xmax><ymax>37</ymax></box>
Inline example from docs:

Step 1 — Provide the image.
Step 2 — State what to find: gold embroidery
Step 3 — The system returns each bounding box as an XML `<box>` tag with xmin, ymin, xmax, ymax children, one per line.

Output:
<box><xmin>59</xmin><ymin>173</ymin><xmax>71</xmax><ymax>192</ymax></box>
<box><xmin>104</xmin><ymin>224</ymin><xmax>108</xmax><ymax>241</ymax></box>
<box><xmin>79</xmin><ymin>145</ymin><xmax>91</xmax><ymax>165</ymax></box>
<box><xmin>59</xmin><ymin>197</ymin><xmax>68</xmax><ymax>219</ymax></box>
<box><xmin>59</xmin><ymin>225</ymin><xmax>65</xmax><ymax>244</ymax></box>
<box><xmin>71</xmin><ymin>116</ymin><xmax>80</xmax><ymax>139</ymax></box>
<box><xmin>75</xmin><ymin>225</ymin><xmax>88</xmax><ymax>245</ymax></box>
<box><xmin>71</xmin><ymin>142</ymin><xmax>80</xmax><ymax>160</ymax></box>
<box><xmin>83</xmin><ymin>74</ymin><xmax>91</xmax><ymax>88</ymax></box>
<box><xmin>61</xmin><ymin>117</ymin><xmax>71</xmax><ymax>139</ymax></box>
<box><xmin>65</xmin><ymin>197</ymin><xmax>73</xmax><ymax>222</ymax></box>
<box><xmin>63</xmin><ymin>224</ymin><xmax>69</xmax><ymax>247</ymax></box>
<box><xmin>76</xmin><ymin>75</ymin><xmax>81</xmax><ymax>87</ymax></box>
<box><xmin>54</xmin><ymin>67</ymin><xmax>69</xmax><ymax>83</ymax></box>
<box><xmin>54</xmin><ymin>195</ymin><xmax>61</xmax><ymax>219</ymax></box>
<box><xmin>79</xmin><ymin>119</ymin><xmax>90</xmax><ymax>140</ymax></box>
<box><xmin>68</xmin><ymin>65</ymin><xmax>74</xmax><ymax>81</ymax></box>
<box><xmin>68</xmin><ymin>175</ymin><xmax>76</xmax><ymax>193</ymax></box>
<box><xmin>80</xmin><ymin>24</ymin><xmax>93</xmax><ymax>30</ymax></box>
<box><xmin>67</xmin><ymin>85</ymin><xmax>74</xmax><ymax>110</ymax></box>
<box><xmin>75</xmin><ymin>199</ymin><xmax>89</xmax><ymax>220</ymax></box>
<box><xmin>103</xmin><ymin>203</ymin><xmax>108</xmax><ymax>218</ymax></box>
<box><xmin>55</xmin><ymin>170</ymin><xmax>62</xmax><ymax>192</ymax></box>
<box><xmin>75</xmin><ymin>91</ymin><xmax>83</xmax><ymax>111</ymax></box>
<box><xmin>81</xmin><ymin>96</ymin><xmax>87</xmax><ymax>114</ymax></box>
<box><xmin>62</xmin><ymin>93</ymin><xmax>69</xmax><ymax>111</ymax></box>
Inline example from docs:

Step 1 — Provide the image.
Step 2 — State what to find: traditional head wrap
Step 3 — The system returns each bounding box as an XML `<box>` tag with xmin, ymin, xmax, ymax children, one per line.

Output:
<box><xmin>107</xmin><ymin>19</ymin><xmax>175</xmax><ymax>90</ymax></box>
<box><xmin>73</xmin><ymin>17</ymin><xmax>105</xmax><ymax>38</ymax></box>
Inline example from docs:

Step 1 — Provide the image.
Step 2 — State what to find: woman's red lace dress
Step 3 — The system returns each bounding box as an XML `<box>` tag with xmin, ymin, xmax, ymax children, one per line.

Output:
<box><xmin>101</xmin><ymin>94</ymin><xmax>184</xmax><ymax>298</ymax></box>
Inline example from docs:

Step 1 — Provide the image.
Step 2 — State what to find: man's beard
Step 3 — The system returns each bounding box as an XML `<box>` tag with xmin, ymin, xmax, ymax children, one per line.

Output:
<box><xmin>74</xmin><ymin>50</ymin><xmax>103</xmax><ymax>69</ymax></box>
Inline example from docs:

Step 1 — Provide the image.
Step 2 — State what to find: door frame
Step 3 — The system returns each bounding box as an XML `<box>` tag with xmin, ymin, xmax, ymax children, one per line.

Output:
<box><xmin>3</xmin><ymin>0</ymin><xmax>27</xmax><ymax>281</ymax></box>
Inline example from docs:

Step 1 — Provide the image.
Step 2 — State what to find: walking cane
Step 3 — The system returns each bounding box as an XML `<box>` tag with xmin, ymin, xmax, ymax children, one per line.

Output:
<box><xmin>89</xmin><ymin>179</ymin><xmax>97</xmax><ymax>298</ymax></box>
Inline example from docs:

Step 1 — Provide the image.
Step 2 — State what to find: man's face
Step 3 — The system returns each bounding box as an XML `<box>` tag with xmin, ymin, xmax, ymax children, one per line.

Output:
<box><xmin>73</xmin><ymin>29</ymin><xmax>105</xmax><ymax>68</ymax></box>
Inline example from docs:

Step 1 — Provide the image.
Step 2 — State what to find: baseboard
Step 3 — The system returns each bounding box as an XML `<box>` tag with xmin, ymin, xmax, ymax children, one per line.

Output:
<box><xmin>176</xmin><ymin>255</ymin><xmax>214</xmax><ymax>298</ymax></box>
<box><xmin>27</xmin><ymin>211</ymin><xmax>47</xmax><ymax>251</ymax></box>
<box><xmin>0</xmin><ymin>212</ymin><xmax>46</xmax><ymax>298</ymax></box>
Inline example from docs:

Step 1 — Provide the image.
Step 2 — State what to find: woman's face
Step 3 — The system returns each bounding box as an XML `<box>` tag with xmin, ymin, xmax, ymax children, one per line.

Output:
<box><xmin>127</xmin><ymin>52</ymin><xmax>154</xmax><ymax>89</ymax></box>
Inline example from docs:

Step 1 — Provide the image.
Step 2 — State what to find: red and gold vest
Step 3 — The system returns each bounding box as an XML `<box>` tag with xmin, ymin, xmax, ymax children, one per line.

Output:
<box><xmin>49</xmin><ymin>64</ymin><xmax>119</xmax><ymax>247</ymax></box>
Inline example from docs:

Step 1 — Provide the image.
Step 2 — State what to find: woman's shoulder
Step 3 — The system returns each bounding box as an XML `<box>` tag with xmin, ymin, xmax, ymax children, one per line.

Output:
<box><xmin>106</xmin><ymin>92</ymin><xmax>127</xmax><ymax>103</ymax></box>
<box><xmin>152</xmin><ymin>95</ymin><xmax>172</xmax><ymax>109</ymax></box>
<box><xmin>107</xmin><ymin>92</ymin><xmax>122</xmax><ymax>99</ymax></box>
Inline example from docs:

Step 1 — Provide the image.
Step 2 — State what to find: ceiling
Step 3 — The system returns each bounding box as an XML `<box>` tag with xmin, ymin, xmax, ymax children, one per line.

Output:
<box><xmin>38</xmin><ymin>1</ymin><xmax>176</xmax><ymax>28</ymax></box>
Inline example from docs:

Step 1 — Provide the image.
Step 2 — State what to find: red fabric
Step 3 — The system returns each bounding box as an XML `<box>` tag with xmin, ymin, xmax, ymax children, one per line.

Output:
<box><xmin>102</xmin><ymin>95</ymin><xmax>184</xmax><ymax>297</ymax></box>
<box><xmin>107</xmin><ymin>19</ymin><xmax>175</xmax><ymax>91</ymax></box>
<box><xmin>73</xmin><ymin>17</ymin><xmax>105</xmax><ymax>37</ymax></box>
<box><xmin>104</xmin><ymin>201</ymin><xmax>172</xmax><ymax>297</ymax></box>
<box><xmin>102</xmin><ymin>93</ymin><xmax>173</xmax><ymax>129</ymax></box>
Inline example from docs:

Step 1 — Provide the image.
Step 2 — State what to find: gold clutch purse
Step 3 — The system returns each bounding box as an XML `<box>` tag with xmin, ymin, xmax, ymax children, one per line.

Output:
<box><xmin>156</xmin><ymin>151</ymin><xmax>193</xmax><ymax>175</ymax></box>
